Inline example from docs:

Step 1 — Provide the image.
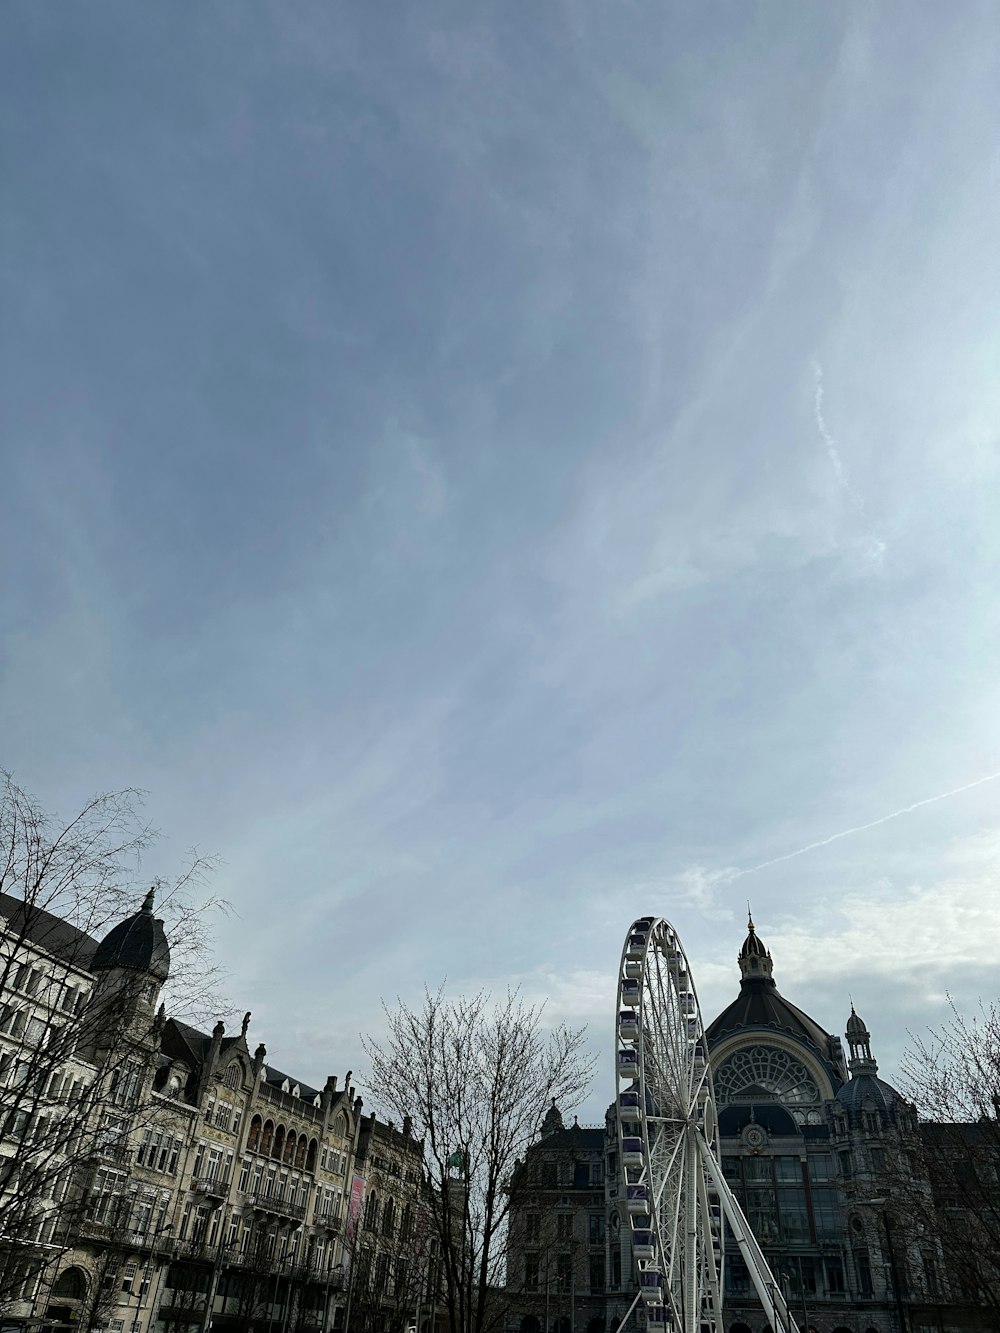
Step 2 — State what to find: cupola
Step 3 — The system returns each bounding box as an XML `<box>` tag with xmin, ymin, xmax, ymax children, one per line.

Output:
<box><xmin>540</xmin><ymin>1099</ymin><xmax>564</xmax><ymax>1137</ymax></box>
<box><xmin>738</xmin><ymin>911</ymin><xmax>774</xmax><ymax>982</ymax></box>
<box><xmin>845</xmin><ymin>1003</ymin><xmax>877</xmax><ymax>1076</ymax></box>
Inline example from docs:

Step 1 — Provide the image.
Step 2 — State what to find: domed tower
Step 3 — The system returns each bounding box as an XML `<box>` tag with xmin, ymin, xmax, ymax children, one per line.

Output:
<box><xmin>81</xmin><ymin>888</ymin><xmax>170</xmax><ymax>1057</ymax></box>
<box><xmin>706</xmin><ymin>912</ymin><xmax>847</xmax><ymax>1131</ymax></box>
<box><xmin>540</xmin><ymin>1099</ymin><xmax>564</xmax><ymax>1137</ymax></box>
<box><xmin>835</xmin><ymin>1004</ymin><xmax>907</xmax><ymax>1133</ymax></box>
<box><xmin>738</xmin><ymin>912</ymin><xmax>773</xmax><ymax>982</ymax></box>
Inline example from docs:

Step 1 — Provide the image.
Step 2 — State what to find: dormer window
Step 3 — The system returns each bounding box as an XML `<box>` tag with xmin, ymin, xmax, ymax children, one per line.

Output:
<box><xmin>281</xmin><ymin>1079</ymin><xmax>290</xmax><ymax>1093</ymax></box>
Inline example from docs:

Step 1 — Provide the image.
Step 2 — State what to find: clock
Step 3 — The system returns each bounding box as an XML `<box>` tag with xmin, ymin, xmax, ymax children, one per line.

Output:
<box><xmin>742</xmin><ymin>1124</ymin><xmax>767</xmax><ymax>1151</ymax></box>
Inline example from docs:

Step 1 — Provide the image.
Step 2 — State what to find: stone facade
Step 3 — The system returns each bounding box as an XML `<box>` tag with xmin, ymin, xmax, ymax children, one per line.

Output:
<box><xmin>0</xmin><ymin>893</ymin><xmax>431</xmax><ymax>1333</ymax></box>
<box><xmin>506</xmin><ymin>917</ymin><xmax>995</xmax><ymax>1333</ymax></box>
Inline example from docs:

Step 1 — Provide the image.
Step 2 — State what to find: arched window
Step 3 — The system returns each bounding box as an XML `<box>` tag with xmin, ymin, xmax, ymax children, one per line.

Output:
<box><xmin>364</xmin><ymin>1191</ymin><xmax>378</xmax><ymax>1231</ymax></box>
<box><xmin>248</xmin><ymin>1116</ymin><xmax>263</xmax><ymax>1152</ymax></box>
<box><xmin>261</xmin><ymin>1120</ymin><xmax>274</xmax><ymax>1155</ymax></box>
<box><xmin>400</xmin><ymin>1202</ymin><xmax>413</xmax><ymax>1240</ymax></box>
<box><xmin>284</xmin><ymin>1132</ymin><xmax>297</xmax><ymax>1166</ymax></box>
<box><xmin>334</xmin><ymin>1112</ymin><xmax>346</xmax><ymax>1137</ymax></box>
<box><xmin>295</xmin><ymin>1136</ymin><xmax>306</xmax><ymax>1168</ymax></box>
<box><xmin>382</xmin><ymin>1197</ymin><xmax>395</xmax><ymax>1236</ymax></box>
<box><xmin>51</xmin><ymin>1268</ymin><xmax>86</xmax><ymax>1300</ymax></box>
<box><xmin>225</xmin><ymin>1062</ymin><xmax>242</xmax><ymax>1090</ymax></box>
<box><xmin>306</xmin><ymin>1138</ymin><xmax>318</xmax><ymax>1172</ymax></box>
<box><xmin>274</xmin><ymin>1126</ymin><xmax>286</xmax><ymax>1161</ymax></box>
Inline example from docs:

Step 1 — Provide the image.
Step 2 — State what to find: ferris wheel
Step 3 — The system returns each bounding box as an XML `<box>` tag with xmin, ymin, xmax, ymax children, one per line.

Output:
<box><xmin>614</xmin><ymin>916</ymin><xmax>800</xmax><ymax>1333</ymax></box>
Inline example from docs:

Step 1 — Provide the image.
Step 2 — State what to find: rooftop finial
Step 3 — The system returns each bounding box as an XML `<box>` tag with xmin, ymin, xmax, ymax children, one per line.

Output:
<box><xmin>142</xmin><ymin>885</ymin><xmax>156</xmax><ymax>914</ymax></box>
<box><xmin>747</xmin><ymin>904</ymin><xmax>755</xmax><ymax>932</ymax></box>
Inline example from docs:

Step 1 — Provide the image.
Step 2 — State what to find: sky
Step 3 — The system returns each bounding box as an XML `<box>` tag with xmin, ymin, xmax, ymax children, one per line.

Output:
<box><xmin>3</xmin><ymin>1</ymin><xmax>1000</xmax><ymax>1123</ymax></box>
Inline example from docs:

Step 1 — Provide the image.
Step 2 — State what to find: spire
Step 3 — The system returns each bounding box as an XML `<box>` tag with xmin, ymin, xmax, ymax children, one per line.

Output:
<box><xmin>141</xmin><ymin>885</ymin><xmax>156</xmax><ymax>914</ymax></box>
<box><xmin>845</xmin><ymin>1003</ymin><xmax>878</xmax><ymax>1076</ymax></box>
<box><xmin>738</xmin><ymin>909</ymin><xmax>774</xmax><ymax>982</ymax></box>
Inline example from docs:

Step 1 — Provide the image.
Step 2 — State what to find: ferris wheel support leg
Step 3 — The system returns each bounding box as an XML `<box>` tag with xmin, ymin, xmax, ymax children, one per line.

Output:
<box><xmin>698</xmin><ymin>1139</ymin><xmax>800</xmax><ymax>1333</ymax></box>
<box><xmin>694</xmin><ymin>1141</ymin><xmax>723</xmax><ymax>1321</ymax></box>
<box><xmin>684</xmin><ymin>1131</ymin><xmax>698</xmax><ymax>1333</ymax></box>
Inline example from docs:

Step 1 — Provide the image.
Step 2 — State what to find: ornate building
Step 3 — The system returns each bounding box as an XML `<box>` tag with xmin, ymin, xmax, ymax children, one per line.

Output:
<box><xmin>507</xmin><ymin>916</ymin><xmax>988</xmax><ymax>1333</ymax></box>
<box><xmin>0</xmin><ymin>891</ymin><xmax>404</xmax><ymax>1333</ymax></box>
<box><xmin>706</xmin><ymin>916</ymin><xmax>914</xmax><ymax>1333</ymax></box>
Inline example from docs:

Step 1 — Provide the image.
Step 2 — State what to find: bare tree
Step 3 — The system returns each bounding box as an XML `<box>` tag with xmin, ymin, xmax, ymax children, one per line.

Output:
<box><xmin>895</xmin><ymin>998</ymin><xmax>1000</xmax><ymax>1312</ymax></box>
<box><xmin>363</xmin><ymin>988</ymin><xmax>594</xmax><ymax>1333</ymax></box>
<box><xmin>0</xmin><ymin>773</ymin><xmax>228</xmax><ymax>1312</ymax></box>
<box><xmin>342</xmin><ymin>1171</ymin><xmax>430</xmax><ymax>1333</ymax></box>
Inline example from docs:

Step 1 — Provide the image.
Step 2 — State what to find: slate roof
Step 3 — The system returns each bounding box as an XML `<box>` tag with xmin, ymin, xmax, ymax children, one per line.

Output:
<box><xmin>836</xmin><ymin>1072</ymin><xmax>902</xmax><ymax>1124</ymax></box>
<box><xmin>161</xmin><ymin>1018</ymin><xmax>321</xmax><ymax>1103</ymax></box>
<box><xmin>0</xmin><ymin>892</ymin><xmax>100</xmax><ymax>969</ymax></box>
<box><xmin>534</xmin><ymin>1125</ymin><xmax>603</xmax><ymax>1152</ymax></box>
<box><xmin>262</xmin><ymin>1064</ymin><xmax>321</xmax><ymax>1102</ymax></box>
<box><xmin>92</xmin><ymin>900</ymin><xmax>170</xmax><ymax>980</ymax></box>
<box><xmin>705</xmin><ymin>976</ymin><xmax>832</xmax><ymax>1055</ymax></box>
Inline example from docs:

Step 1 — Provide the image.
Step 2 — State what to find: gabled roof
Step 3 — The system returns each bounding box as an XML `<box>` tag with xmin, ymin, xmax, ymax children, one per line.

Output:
<box><xmin>0</xmin><ymin>892</ymin><xmax>100</xmax><ymax>970</ymax></box>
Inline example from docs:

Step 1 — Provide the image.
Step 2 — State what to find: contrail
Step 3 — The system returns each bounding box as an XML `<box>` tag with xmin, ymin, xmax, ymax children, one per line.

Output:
<box><xmin>811</xmin><ymin>358</ymin><xmax>886</xmax><ymax>561</ymax></box>
<box><xmin>812</xmin><ymin>360</ymin><xmax>847</xmax><ymax>487</ymax></box>
<box><xmin>725</xmin><ymin>768</ymin><xmax>1000</xmax><ymax>883</ymax></box>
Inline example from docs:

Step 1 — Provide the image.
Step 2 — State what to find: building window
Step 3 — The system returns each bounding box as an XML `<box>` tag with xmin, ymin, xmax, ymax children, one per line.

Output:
<box><xmin>825</xmin><ymin>1256</ymin><xmax>845</xmax><ymax>1295</ymax></box>
<box><xmin>588</xmin><ymin>1214</ymin><xmax>605</xmax><ymax>1245</ymax></box>
<box><xmin>854</xmin><ymin>1248</ymin><xmax>873</xmax><ymax>1298</ymax></box>
<box><xmin>557</xmin><ymin>1214</ymin><xmax>573</xmax><ymax>1242</ymax></box>
<box><xmin>524</xmin><ymin>1254</ymin><xmax>539</xmax><ymax>1293</ymax></box>
<box><xmin>525</xmin><ymin>1213</ymin><xmax>540</xmax><ymax>1243</ymax></box>
<box><xmin>589</xmin><ymin>1255</ymin><xmax>605</xmax><ymax>1292</ymax></box>
<box><xmin>557</xmin><ymin>1255</ymin><xmax>572</xmax><ymax>1294</ymax></box>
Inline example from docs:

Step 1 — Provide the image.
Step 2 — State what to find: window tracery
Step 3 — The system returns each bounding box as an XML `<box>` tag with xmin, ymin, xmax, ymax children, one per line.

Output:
<box><xmin>714</xmin><ymin>1045</ymin><xmax>820</xmax><ymax>1110</ymax></box>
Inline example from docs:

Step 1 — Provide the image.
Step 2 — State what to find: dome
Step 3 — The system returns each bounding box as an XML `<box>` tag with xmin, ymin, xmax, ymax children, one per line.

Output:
<box><xmin>846</xmin><ymin>1005</ymin><xmax>867</xmax><ymax>1036</ymax></box>
<box><xmin>540</xmin><ymin>1100</ymin><xmax>564</xmax><ymax>1137</ymax></box>
<box><xmin>835</xmin><ymin>1072</ymin><xmax>901</xmax><ymax>1126</ymax></box>
<box><xmin>739</xmin><ymin>915</ymin><xmax>769</xmax><ymax>959</ymax></box>
<box><xmin>92</xmin><ymin>888</ymin><xmax>170</xmax><ymax>981</ymax></box>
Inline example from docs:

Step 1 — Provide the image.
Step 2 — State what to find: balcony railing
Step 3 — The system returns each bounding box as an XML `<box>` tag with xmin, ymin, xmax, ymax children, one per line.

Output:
<box><xmin>74</xmin><ymin>1219</ymin><xmax>176</xmax><ymax>1257</ymax></box>
<box><xmin>245</xmin><ymin>1185</ymin><xmax>307</xmax><ymax>1221</ymax></box>
<box><xmin>192</xmin><ymin>1173</ymin><xmax>231</xmax><ymax>1198</ymax></box>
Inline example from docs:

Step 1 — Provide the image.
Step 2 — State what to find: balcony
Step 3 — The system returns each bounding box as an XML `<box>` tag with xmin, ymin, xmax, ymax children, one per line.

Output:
<box><xmin>315</xmin><ymin>1214</ymin><xmax>341</xmax><ymax>1235</ymax></box>
<box><xmin>74</xmin><ymin>1219</ymin><xmax>176</xmax><ymax>1258</ymax></box>
<box><xmin>245</xmin><ymin>1184</ymin><xmax>307</xmax><ymax>1221</ymax></box>
<box><xmin>192</xmin><ymin>1173</ymin><xmax>231</xmax><ymax>1199</ymax></box>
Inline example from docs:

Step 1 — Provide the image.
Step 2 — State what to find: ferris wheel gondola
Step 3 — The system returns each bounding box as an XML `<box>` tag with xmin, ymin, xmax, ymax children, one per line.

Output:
<box><xmin>614</xmin><ymin>916</ymin><xmax>800</xmax><ymax>1333</ymax></box>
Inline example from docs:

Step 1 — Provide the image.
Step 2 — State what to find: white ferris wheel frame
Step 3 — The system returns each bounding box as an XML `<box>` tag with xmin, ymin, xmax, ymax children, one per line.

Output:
<box><xmin>614</xmin><ymin>915</ymin><xmax>800</xmax><ymax>1333</ymax></box>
